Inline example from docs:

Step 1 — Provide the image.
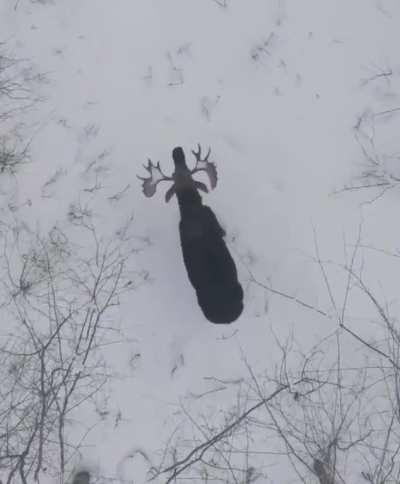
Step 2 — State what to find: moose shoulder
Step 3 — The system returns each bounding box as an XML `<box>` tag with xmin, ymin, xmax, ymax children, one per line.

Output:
<box><xmin>138</xmin><ymin>145</ymin><xmax>243</xmax><ymax>324</ymax></box>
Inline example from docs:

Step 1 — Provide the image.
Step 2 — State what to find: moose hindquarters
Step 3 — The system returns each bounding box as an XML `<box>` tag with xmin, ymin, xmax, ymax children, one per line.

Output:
<box><xmin>180</xmin><ymin>242</ymin><xmax>244</xmax><ymax>324</ymax></box>
<box><xmin>178</xmin><ymin>205</ymin><xmax>243</xmax><ymax>324</ymax></box>
<box><xmin>196</xmin><ymin>282</ymin><xmax>243</xmax><ymax>324</ymax></box>
<box><xmin>72</xmin><ymin>471</ymin><xmax>90</xmax><ymax>484</ymax></box>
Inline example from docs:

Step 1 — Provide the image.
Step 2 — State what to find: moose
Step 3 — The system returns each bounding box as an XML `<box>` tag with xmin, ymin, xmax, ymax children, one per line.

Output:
<box><xmin>138</xmin><ymin>145</ymin><xmax>243</xmax><ymax>324</ymax></box>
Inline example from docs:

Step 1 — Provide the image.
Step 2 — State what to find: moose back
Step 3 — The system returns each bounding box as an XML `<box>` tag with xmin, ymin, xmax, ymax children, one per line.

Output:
<box><xmin>138</xmin><ymin>145</ymin><xmax>243</xmax><ymax>324</ymax></box>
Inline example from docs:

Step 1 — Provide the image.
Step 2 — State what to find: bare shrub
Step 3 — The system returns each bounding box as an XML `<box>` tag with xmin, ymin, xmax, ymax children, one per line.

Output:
<box><xmin>0</xmin><ymin>44</ymin><xmax>44</xmax><ymax>179</ymax></box>
<box><xmin>0</xmin><ymin>213</ymin><xmax>147</xmax><ymax>483</ymax></box>
<box><xmin>147</xmin><ymin>333</ymin><xmax>372</xmax><ymax>484</ymax></box>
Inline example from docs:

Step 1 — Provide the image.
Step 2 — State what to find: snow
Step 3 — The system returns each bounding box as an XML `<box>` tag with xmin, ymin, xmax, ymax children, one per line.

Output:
<box><xmin>1</xmin><ymin>0</ymin><xmax>400</xmax><ymax>482</ymax></box>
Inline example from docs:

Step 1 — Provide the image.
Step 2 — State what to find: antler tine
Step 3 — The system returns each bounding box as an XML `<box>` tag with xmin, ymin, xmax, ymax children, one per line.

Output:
<box><xmin>191</xmin><ymin>143</ymin><xmax>201</xmax><ymax>159</ymax></box>
<box><xmin>141</xmin><ymin>159</ymin><xmax>165</xmax><ymax>175</ymax></box>
<box><xmin>137</xmin><ymin>159</ymin><xmax>154</xmax><ymax>180</ymax></box>
<box><xmin>191</xmin><ymin>143</ymin><xmax>217</xmax><ymax>190</ymax></box>
<box><xmin>137</xmin><ymin>158</ymin><xmax>172</xmax><ymax>197</ymax></box>
<box><xmin>192</xmin><ymin>143</ymin><xmax>211</xmax><ymax>162</ymax></box>
<box><xmin>191</xmin><ymin>143</ymin><xmax>202</xmax><ymax>160</ymax></box>
<box><xmin>144</xmin><ymin>158</ymin><xmax>153</xmax><ymax>172</ymax></box>
<box><xmin>203</xmin><ymin>146</ymin><xmax>211</xmax><ymax>161</ymax></box>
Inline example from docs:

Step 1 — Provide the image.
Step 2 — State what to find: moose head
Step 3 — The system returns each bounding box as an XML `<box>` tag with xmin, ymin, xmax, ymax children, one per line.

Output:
<box><xmin>137</xmin><ymin>144</ymin><xmax>218</xmax><ymax>203</ymax></box>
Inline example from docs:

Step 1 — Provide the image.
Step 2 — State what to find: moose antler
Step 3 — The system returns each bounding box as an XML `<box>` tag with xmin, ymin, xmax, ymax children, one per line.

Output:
<box><xmin>137</xmin><ymin>159</ymin><xmax>172</xmax><ymax>197</ymax></box>
<box><xmin>191</xmin><ymin>144</ymin><xmax>218</xmax><ymax>190</ymax></box>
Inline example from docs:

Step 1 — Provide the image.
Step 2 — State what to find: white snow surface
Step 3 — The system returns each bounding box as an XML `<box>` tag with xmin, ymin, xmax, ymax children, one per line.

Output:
<box><xmin>1</xmin><ymin>0</ymin><xmax>400</xmax><ymax>483</ymax></box>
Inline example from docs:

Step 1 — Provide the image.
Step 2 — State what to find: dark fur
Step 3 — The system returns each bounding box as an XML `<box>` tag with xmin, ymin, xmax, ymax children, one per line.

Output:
<box><xmin>173</xmin><ymin>147</ymin><xmax>243</xmax><ymax>324</ymax></box>
<box><xmin>72</xmin><ymin>471</ymin><xmax>90</xmax><ymax>484</ymax></box>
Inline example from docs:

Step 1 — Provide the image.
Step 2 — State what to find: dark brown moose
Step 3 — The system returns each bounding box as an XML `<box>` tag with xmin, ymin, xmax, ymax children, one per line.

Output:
<box><xmin>138</xmin><ymin>145</ymin><xmax>243</xmax><ymax>324</ymax></box>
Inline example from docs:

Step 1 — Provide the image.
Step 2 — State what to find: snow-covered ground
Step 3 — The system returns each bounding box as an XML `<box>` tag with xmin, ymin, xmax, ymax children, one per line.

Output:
<box><xmin>1</xmin><ymin>1</ymin><xmax>400</xmax><ymax>483</ymax></box>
